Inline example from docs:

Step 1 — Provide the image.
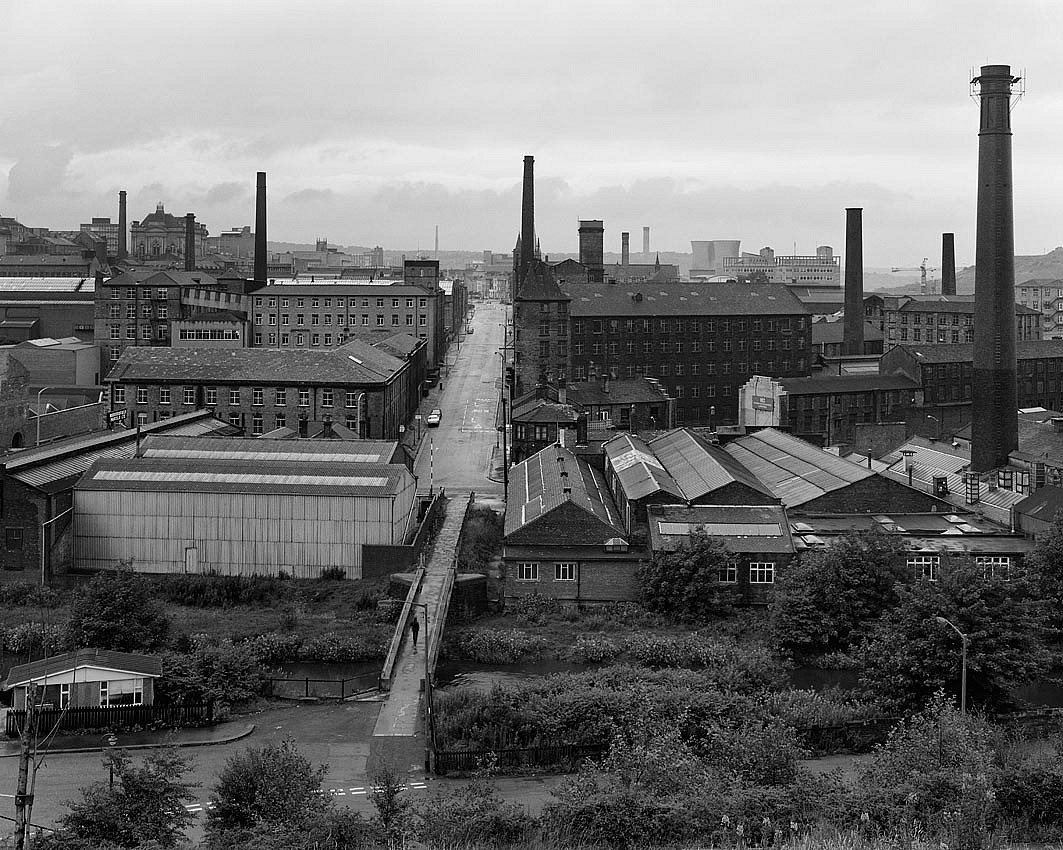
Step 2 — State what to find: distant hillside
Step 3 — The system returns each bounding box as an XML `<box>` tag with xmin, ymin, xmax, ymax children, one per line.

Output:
<box><xmin>954</xmin><ymin>247</ymin><xmax>1063</xmax><ymax>294</ymax></box>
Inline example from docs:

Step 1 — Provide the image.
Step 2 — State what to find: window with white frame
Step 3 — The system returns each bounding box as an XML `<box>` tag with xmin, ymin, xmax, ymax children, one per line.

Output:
<box><xmin>908</xmin><ymin>555</ymin><xmax>940</xmax><ymax>581</ymax></box>
<box><xmin>345</xmin><ymin>391</ymin><xmax>359</xmax><ymax>408</ymax></box>
<box><xmin>113</xmin><ymin>386</ymin><xmax>125</xmax><ymax>404</ymax></box>
<box><xmin>205</xmin><ymin>387</ymin><xmax>217</xmax><ymax>406</ymax></box>
<box><xmin>977</xmin><ymin>556</ymin><xmax>1011</xmax><ymax>581</ymax></box>
<box><xmin>252</xmin><ymin>387</ymin><xmax>264</xmax><ymax>406</ymax></box>
<box><xmin>516</xmin><ymin>562</ymin><xmax>539</xmax><ymax>581</ymax></box>
<box><xmin>136</xmin><ymin>386</ymin><xmax>148</xmax><ymax>404</ymax></box>
<box><xmin>554</xmin><ymin>562</ymin><xmax>576</xmax><ymax>581</ymax></box>
<box><xmin>100</xmin><ymin>678</ymin><xmax>144</xmax><ymax>707</ymax></box>
<box><xmin>298</xmin><ymin>389</ymin><xmax>310</xmax><ymax>407</ymax></box>
<box><xmin>749</xmin><ymin>562</ymin><xmax>775</xmax><ymax>584</ymax></box>
<box><xmin>718</xmin><ymin>562</ymin><xmax>738</xmax><ymax>583</ymax></box>
<box><xmin>184</xmin><ymin>387</ymin><xmax>195</xmax><ymax>405</ymax></box>
<box><xmin>229</xmin><ymin>388</ymin><xmax>240</xmax><ymax>406</ymax></box>
<box><xmin>159</xmin><ymin>387</ymin><xmax>171</xmax><ymax>405</ymax></box>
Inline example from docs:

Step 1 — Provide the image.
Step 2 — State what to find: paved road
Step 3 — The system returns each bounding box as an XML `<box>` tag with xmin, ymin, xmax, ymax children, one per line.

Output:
<box><xmin>414</xmin><ymin>302</ymin><xmax>507</xmax><ymax>495</ymax></box>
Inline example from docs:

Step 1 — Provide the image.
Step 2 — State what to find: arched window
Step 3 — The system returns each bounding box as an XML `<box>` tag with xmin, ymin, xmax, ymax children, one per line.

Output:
<box><xmin>10</xmin><ymin>432</ymin><xmax>24</xmax><ymax>449</ymax></box>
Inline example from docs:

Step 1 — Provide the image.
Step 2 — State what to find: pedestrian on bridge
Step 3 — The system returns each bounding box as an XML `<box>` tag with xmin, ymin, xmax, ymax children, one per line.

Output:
<box><xmin>410</xmin><ymin>615</ymin><xmax>420</xmax><ymax>650</ymax></box>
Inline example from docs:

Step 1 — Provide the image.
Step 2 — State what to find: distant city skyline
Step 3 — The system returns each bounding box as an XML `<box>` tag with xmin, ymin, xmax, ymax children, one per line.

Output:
<box><xmin>2</xmin><ymin>1</ymin><xmax>1061</xmax><ymax>266</ymax></box>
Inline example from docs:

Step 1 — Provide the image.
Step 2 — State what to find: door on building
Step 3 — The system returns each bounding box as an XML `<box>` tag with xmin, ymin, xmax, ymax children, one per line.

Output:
<box><xmin>184</xmin><ymin>547</ymin><xmax>198</xmax><ymax>574</ymax></box>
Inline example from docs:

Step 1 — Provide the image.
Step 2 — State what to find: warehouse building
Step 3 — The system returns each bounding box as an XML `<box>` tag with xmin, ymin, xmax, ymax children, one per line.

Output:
<box><xmin>73</xmin><ymin>452</ymin><xmax>417</xmax><ymax>578</ymax></box>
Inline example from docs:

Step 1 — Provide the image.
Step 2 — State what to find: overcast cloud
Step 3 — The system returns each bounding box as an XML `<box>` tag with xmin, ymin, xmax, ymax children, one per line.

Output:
<box><xmin>1</xmin><ymin>0</ymin><xmax>1061</xmax><ymax>265</ymax></box>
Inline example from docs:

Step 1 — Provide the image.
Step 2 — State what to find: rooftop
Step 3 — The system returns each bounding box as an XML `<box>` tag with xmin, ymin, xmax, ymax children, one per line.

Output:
<box><xmin>810</xmin><ymin>321</ymin><xmax>884</xmax><ymax>345</ymax></box>
<box><xmin>779</xmin><ymin>373</ymin><xmax>920</xmax><ymax>395</ymax></box>
<box><xmin>723</xmin><ymin>428</ymin><xmax>874</xmax><ymax>507</ymax></box>
<box><xmin>137</xmin><ymin>435</ymin><xmax>399</xmax><ymax>465</ymax></box>
<box><xmin>647</xmin><ymin>504</ymin><xmax>794</xmax><ymax>554</ymax></box>
<box><xmin>889</xmin><ymin>340</ymin><xmax>1063</xmax><ymax>364</ymax></box>
<box><xmin>1015</xmin><ymin>486</ymin><xmax>1063</xmax><ymax>521</ymax></box>
<box><xmin>107</xmin><ymin>339</ymin><xmax>403</xmax><ymax>385</ymax></box>
<box><xmin>567</xmin><ymin>378</ymin><xmax>669</xmax><ymax>406</ymax></box>
<box><xmin>896</xmin><ymin>297</ymin><xmax>1040</xmax><ymax>316</ymax></box>
<box><xmin>505</xmin><ymin>444</ymin><xmax>624</xmax><ymax>541</ymax></box>
<box><xmin>0</xmin><ymin>277</ymin><xmax>96</xmax><ymax>293</ymax></box>
<box><xmin>4</xmin><ymin>649</ymin><xmax>162</xmax><ymax>690</ymax></box>
<box><xmin>564</xmin><ymin>281</ymin><xmax>810</xmax><ymax>317</ymax></box>
<box><xmin>78</xmin><ymin>457</ymin><xmax>409</xmax><ymax>497</ymax></box>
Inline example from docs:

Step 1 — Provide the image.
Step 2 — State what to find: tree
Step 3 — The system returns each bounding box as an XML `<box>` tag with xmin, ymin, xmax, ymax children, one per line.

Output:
<box><xmin>67</xmin><ymin>567</ymin><xmax>170</xmax><ymax>652</ymax></box>
<box><xmin>38</xmin><ymin>749</ymin><xmax>195</xmax><ymax>849</ymax></box>
<box><xmin>856</xmin><ymin>558</ymin><xmax>1053</xmax><ymax>712</ymax></box>
<box><xmin>769</xmin><ymin>531</ymin><xmax>907</xmax><ymax>657</ymax></box>
<box><xmin>205</xmin><ymin>739</ymin><xmax>330</xmax><ymax>837</ymax></box>
<box><xmin>636</xmin><ymin>531</ymin><xmax>738</xmax><ymax>621</ymax></box>
<box><xmin>158</xmin><ymin>640</ymin><xmax>268</xmax><ymax>709</ymax></box>
<box><xmin>1019</xmin><ymin>508</ymin><xmax>1063</xmax><ymax>635</ymax></box>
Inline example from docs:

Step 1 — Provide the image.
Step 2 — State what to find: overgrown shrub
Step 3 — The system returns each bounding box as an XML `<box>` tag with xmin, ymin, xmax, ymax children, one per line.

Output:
<box><xmin>507</xmin><ymin>593</ymin><xmax>564</xmax><ymax>626</ymax></box>
<box><xmin>569</xmin><ymin>635</ymin><xmax>625</xmax><ymax>664</ymax></box>
<box><xmin>67</xmin><ymin>569</ymin><xmax>170</xmax><ymax>652</ymax></box>
<box><xmin>154</xmin><ymin>574</ymin><xmax>289</xmax><ymax>608</ymax></box>
<box><xmin>239</xmin><ymin>633</ymin><xmax>302</xmax><ymax>664</ymax></box>
<box><xmin>626</xmin><ymin>633</ymin><xmax>786</xmax><ymax>691</ymax></box>
<box><xmin>763</xmin><ymin>688</ymin><xmax>880</xmax><ymax>728</ymax></box>
<box><xmin>300</xmin><ymin>631</ymin><xmax>388</xmax><ymax>663</ymax></box>
<box><xmin>318</xmin><ymin>567</ymin><xmax>346</xmax><ymax>581</ymax></box>
<box><xmin>994</xmin><ymin>760</ymin><xmax>1063</xmax><ymax>835</ymax></box>
<box><xmin>0</xmin><ymin>581</ymin><xmax>64</xmax><ymax>608</ymax></box>
<box><xmin>445</xmin><ymin>627</ymin><xmax>548</xmax><ymax>664</ymax></box>
<box><xmin>409</xmin><ymin>774</ymin><xmax>535</xmax><ymax>848</ymax></box>
<box><xmin>0</xmin><ymin>621</ymin><xmax>67</xmax><ymax>656</ymax></box>
<box><xmin>457</xmin><ymin>506</ymin><xmax>504</xmax><ymax>575</ymax></box>
<box><xmin>158</xmin><ymin>639</ymin><xmax>269</xmax><ymax>707</ymax></box>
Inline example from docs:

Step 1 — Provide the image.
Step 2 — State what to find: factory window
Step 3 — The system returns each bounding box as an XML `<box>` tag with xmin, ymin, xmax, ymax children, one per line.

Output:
<box><xmin>717</xmin><ymin>562</ymin><xmax>737</xmax><ymax>583</ymax></box>
<box><xmin>298</xmin><ymin>389</ymin><xmax>310</xmax><ymax>407</ymax></box>
<box><xmin>977</xmin><ymin>556</ymin><xmax>1011</xmax><ymax>581</ymax></box>
<box><xmin>255</xmin><ymin>333</ymin><xmax>263</xmax><ymax>345</ymax></box>
<box><xmin>252</xmin><ymin>388</ymin><xmax>264</xmax><ymax>406</ymax></box>
<box><xmin>141</xmin><ymin>327</ymin><xmax>151</xmax><ymax>340</ymax></box>
<box><xmin>109</xmin><ymin>325</ymin><xmax>120</xmax><ymax>340</ymax></box>
<box><xmin>206</xmin><ymin>387</ymin><xmax>217</xmax><ymax>405</ymax></box>
<box><xmin>268</xmin><ymin>333</ymin><xmax>276</xmax><ymax>345</ymax></box>
<box><xmin>275</xmin><ymin>413</ymin><xmax>286</xmax><ymax>429</ymax></box>
<box><xmin>324</xmin><ymin>314</ymin><xmax>332</xmax><ymax>326</ymax></box>
<box><xmin>113</xmin><ymin>387</ymin><xmax>125</xmax><ymax>404</ymax></box>
<box><xmin>296</xmin><ymin>314</ymin><xmax>305</xmax><ymax>325</ymax></box>
<box><xmin>136</xmin><ymin>412</ymin><xmax>148</xmax><ymax>426</ymax></box>
<box><xmin>376</xmin><ymin>298</ymin><xmax>384</xmax><ymax>307</ymax></box>
<box><xmin>126</xmin><ymin>304</ymin><xmax>136</xmax><ymax>319</ymax></box>
<box><xmin>516</xmin><ymin>562</ymin><xmax>539</xmax><ymax>582</ymax></box>
<box><xmin>419</xmin><ymin>315</ymin><xmax>427</xmax><ymax>326</ymax></box>
<box><xmin>322</xmin><ymin>389</ymin><xmax>334</xmax><ymax>408</ymax></box>
<box><xmin>228</xmin><ymin>413</ymin><xmax>241</xmax><ymax>428</ymax></box>
<box><xmin>280</xmin><ymin>334</ymin><xmax>289</xmax><ymax>345</ymax></box>
<box><xmin>159</xmin><ymin>387</ymin><xmax>171</xmax><ymax>405</ymax></box>
<box><xmin>311</xmin><ymin>334</ymin><xmax>320</xmax><ymax>346</ymax></box>
<box><xmin>110</xmin><ymin>303</ymin><xmax>121</xmax><ymax>318</ymax></box>
<box><xmin>126</xmin><ymin>287</ymin><xmax>136</xmax><ymax>299</ymax></box>
<box><xmin>269</xmin><ymin>298</ymin><xmax>278</xmax><ymax>308</ymax></box>
<box><xmin>184</xmin><ymin>387</ymin><xmax>195</xmax><ymax>405</ymax></box>
<box><xmin>157</xmin><ymin>304</ymin><xmax>167</xmax><ymax>320</ymax></box>
<box><xmin>296</xmin><ymin>333</ymin><xmax>304</xmax><ymax>345</ymax></box>
<box><xmin>311</xmin><ymin>298</ymin><xmax>320</xmax><ymax>308</ymax></box>
<box><xmin>376</xmin><ymin>315</ymin><xmax>385</xmax><ymax>326</ymax></box>
<box><xmin>392</xmin><ymin>314</ymin><xmax>400</xmax><ymax>326</ymax></box>
<box><xmin>406</xmin><ymin>298</ymin><xmax>414</xmax><ymax>308</ymax></box>
<box><xmin>229</xmin><ymin>389</ymin><xmax>240</xmax><ymax>406</ymax></box>
<box><xmin>112</xmin><ymin>288</ymin><xmax>121</xmax><ymax>300</ymax></box>
<box><xmin>134</xmin><ymin>386</ymin><xmax>147</xmax><ymax>404</ymax></box>
<box><xmin>346</xmin><ymin>391</ymin><xmax>359</xmax><ymax>408</ymax></box>
<box><xmin>419</xmin><ymin>298</ymin><xmax>427</xmax><ymax>308</ymax></box>
<box><xmin>251</xmin><ymin>413</ymin><xmax>263</xmax><ymax>435</ymax></box>
<box><xmin>255</xmin><ymin>314</ymin><xmax>264</xmax><ymax>326</ymax></box>
<box><xmin>311</xmin><ymin>314</ymin><xmax>320</xmax><ymax>326</ymax></box>
<box><xmin>324</xmin><ymin>335</ymin><xmax>332</xmax><ymax>346</ymax></box>
<box><xmin>908</xmin><ymin>555</ymin><xmax>940</xmax><ymax>581</ymax></box>
<box><xmin>406</xmin><ymin>315</ymin><xmax>414</xmax><ymax>326</ymax></box>
<box><xmin>281</xmin><ymin>298</ymin><xmax>289</xmax><ymax>308</ymax></box>
<box><xmin>749</xmin><ymin>562</ymin><xmax>775</xmax><ymax>584</ymax></box>
<box><xmin>554</xmin><ymin>562</ymin><xmax>576</xmax><ymax>582</ymax></box>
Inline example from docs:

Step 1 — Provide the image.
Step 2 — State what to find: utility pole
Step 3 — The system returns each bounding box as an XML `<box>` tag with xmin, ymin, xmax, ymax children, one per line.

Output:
<box><xmin>14</xmin><ymin>683</ymin><xmax>38</xmax><ymax>850</ymax></box>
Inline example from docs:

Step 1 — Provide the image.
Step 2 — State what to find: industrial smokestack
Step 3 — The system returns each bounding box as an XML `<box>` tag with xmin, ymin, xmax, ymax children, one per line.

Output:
<box><xmin>184</xmin><ymin>213</ymin><xmax>196</xmax><ymax>272</ymax></box>
<box><xmin>118</xmin><ymin>190</ymin><xmax>127</xmax><ymax>261</ymax></box>
<box><xmin>843</xmin><ymin>208</ymin><xmax>864</xmax><ymax>356</ymax></box>
<box><xmin>520</xmin><ymin>156</ymin><xmax>534</xmax><ymax>281</ymax></box>
<box><xmin>578</xmin><ymin>220</ymin><xmax>605</xmax><ymax>281</ymax></box>
<box><xmin>621</xmin><ymin>232</ymin><xmax>630</xmax><ymax>266</ymax></box>
<box><xmin>254</xmin><ymin>172</ymin><xmax>267</xmax><ymax>284</ymax></box>
<box><xmin>972</xmin><ymin>64</ymin><xmax>1021</xmax><ymax>472</ymax></box>
<box><xmin>643</xmin><ymin>226</ymin><xmax>650</xmax><ymax>255</ymax></box>
<box><xmin>941</xmin><ymin>232</ymin><xmax>956</xmax><ymax>296</ymax></box>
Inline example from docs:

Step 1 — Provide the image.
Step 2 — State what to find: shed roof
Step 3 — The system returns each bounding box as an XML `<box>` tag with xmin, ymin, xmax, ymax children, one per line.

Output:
<box><xmin>564</xmin><ymin>282</ymin><xmax>810</xmax><ymax>317</ymax></box>
<box><xmin>4</xmin><ymin>649</ymin><xmax>162</xmax><ymax>689</ymax></box>
<box><xmin>723</xmin><ymin>428</ymin><xmax>874</xmax><ymax>507</ymax></box>
<box><xmin>0</xmin><ymin>277</ymin><xmax>96</xmax><ymax>293</ymax></box>
<box><xmin>106</xmin><ymin>339</ymin><xmax>403</xmax><ymax>385</ymax></box>
<box><xmin>604</xmin><ymin>433</ymin><xmax>684</xmax><ymax>502</ymax></box>
<box><xmin>77</xmin><ymin>457</ymin><xmax>410</xmax><ymax>497</ymax></box>
<box><xmin>137</xmin><ymin>435</ymin><xmax>399</xmax><ymax>465</ymax></box>
<box><xmin>892</xmin><ymin>340</ymin><xmax>1063</xmax><ymax>364</ymax></box>
<box><xmin>647</xmin><ymin>504</ymin><xmax>794</xmax><ymax>554</ymax></box>
<box><xmin>1015</xmin><ymin>486</ymin><xmax>1063</xmax><ymax>522</ymax></box>
<box><xmin>779</xmin><ymin>374</ymin><xmax>920</xmax><ymax>395</ymax></box>
<box><xmin>648</xmin><ymin>428</ymin><xmax>773</xmax><ymax>501</ymax></box>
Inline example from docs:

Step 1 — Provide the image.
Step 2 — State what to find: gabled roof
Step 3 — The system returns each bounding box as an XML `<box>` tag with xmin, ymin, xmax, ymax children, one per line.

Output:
<box><xmin>505</xmin><ymin>444</ymin><xmax>624</xmax><ymax>540</ymax></box>
<box><xmin>516</xmin><ymin>261</ymin><xmax>570</xmax><ymax>302</ymax></box>
<box><xmin>107</xmin><ymin>339</ymin><xmax>403</xmax><ymax>385</ymax></box>
<box><xmin>723</xmin><ymin>428</ymin><xmax>874</xmax><ymax>507</ymax></box>
<box><xmin>648</xmin><ymin>429</ymin><xmax>774</xmax><ymax>501</ymax></box>
<box><xmin>604</xmin><ymin>433</ymin><xmax>684</xmax><ymax>502</ymax></box>
<box><xmin>567</xmin><ymin>378</ymin><xmax>669</xmax><ymax>406</ymax></box>
<box><xmin>4</xmin><ymin>649</ymin><xmax>162</xmax><ymax>689</ymax></box>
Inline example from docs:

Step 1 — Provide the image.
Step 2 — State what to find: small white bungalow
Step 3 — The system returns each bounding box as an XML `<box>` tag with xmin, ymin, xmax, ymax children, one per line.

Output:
<box><xmin>2</xmin><ymin>648</ymin><xmax>162</xmax><ymax>710</ymax></box>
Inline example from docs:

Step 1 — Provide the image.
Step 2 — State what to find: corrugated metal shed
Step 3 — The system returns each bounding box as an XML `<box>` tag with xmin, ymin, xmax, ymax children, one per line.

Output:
<box><xmin>723</xmin><ymin>428</ymin><xmax>874</xmax><ymax>507</ymax></box>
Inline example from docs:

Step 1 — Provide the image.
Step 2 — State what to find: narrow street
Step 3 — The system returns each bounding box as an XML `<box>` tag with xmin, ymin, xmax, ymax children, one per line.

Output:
<box><xmin>413</xmin><ymin>301</ymin><xmax>507</xmax><ymax>496</ymax></box>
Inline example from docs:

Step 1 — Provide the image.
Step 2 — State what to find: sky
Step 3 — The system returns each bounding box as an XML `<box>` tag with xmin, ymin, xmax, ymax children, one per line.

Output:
<box><xmin>2</xmin><ymin>0</ymin><xmax>1062</xmax><ymax>267</ymax></box>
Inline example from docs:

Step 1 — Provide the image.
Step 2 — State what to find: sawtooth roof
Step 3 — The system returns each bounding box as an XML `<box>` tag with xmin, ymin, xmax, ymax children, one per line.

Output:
<box><xmin>107</xmin><ymin>339</ymin><xmax>403</xmax><ymax>385</ymax></box>
<box><xmin>563</xmin><ymin>281</ymin><xmax>810</xmax><ymax>317</ymax></box>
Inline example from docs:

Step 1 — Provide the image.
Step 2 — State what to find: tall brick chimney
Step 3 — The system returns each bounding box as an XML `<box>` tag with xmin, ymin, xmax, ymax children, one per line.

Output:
<box><xmin>118</xmin><ymin>190</ymin><xmax>127</xmax><ymax>260</ymax></box>
<box><xmin>254</xmin><ymin>171</ymin><xmax>267</xmax><ymax>284</ymax></box>
<box><xmin>643</xmin><ymin>226</ymin><xmax>650</xmax><ymax>255</ymax></box>
<box><xmin>941</xmin><ymin>232</ymin><xmax>956</xmax><ymax>296</ymax></box>
<box><xmin>184</xmin><ymin>213</ymin><xmax>196</xmax><ymax>272</ymax></box>
<box><xmin>843</xmin><ymin>208</ymin><xmax>864</xmax><ymax>356</ymax></box>
<box><xmin>621</xmin><ymin>232</ymin><xmax>630</xmax><ymax>266</ymax></box>
<box><xmin>972</xmin><ymin>64</ymin><xmax>1021</xmax><ymax>472</ymax></box>
<box><xmin>578</xmin><ymin>220</ymin><xmax>605</xmax><ymax>281</ymax></box>
<box><xmin>519</xmin><ymin>156</ymin><xmax>534</xmax><ymax>283</ymax></box>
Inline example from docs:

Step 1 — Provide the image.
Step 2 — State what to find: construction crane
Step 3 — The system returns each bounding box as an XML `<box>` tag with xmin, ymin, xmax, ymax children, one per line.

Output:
<box><xmin>890</xmin><ymin>258</ymin><xmax>939</xmax><ymax>295</ymax></box>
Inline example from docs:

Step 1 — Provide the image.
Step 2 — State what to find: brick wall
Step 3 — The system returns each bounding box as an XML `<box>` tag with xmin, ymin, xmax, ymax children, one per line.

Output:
<box><xmin>502</xmin><ymin>549</ymin><xmax>644</xmax><ymax>605</ymax></box>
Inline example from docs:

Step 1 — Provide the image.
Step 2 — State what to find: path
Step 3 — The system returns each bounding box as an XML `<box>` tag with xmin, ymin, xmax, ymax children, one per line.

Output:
<box><xmin>368</xmin><ymin>496</ymin><xmax>467</xmax><ymax>774</ymax></box>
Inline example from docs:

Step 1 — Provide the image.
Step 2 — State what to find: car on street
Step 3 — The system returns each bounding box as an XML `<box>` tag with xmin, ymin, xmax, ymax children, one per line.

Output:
<box><xmin>426</xmin><ymin>409</ymin><xmax>442</xmax><ymax>427</ymax></box>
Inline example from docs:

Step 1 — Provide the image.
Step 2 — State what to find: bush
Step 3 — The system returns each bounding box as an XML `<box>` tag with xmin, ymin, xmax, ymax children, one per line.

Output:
<box><xmin>763</xmin><ymin>688</ymin><xmax>880</xmax><ymax>728</ymax></box>
<box><xmin>299</xmin><ymin>631</ymin><xmax>388</xmax><ymax>663</ymax></box>
<box><xmin>239</xmin><ymin>633</ymin><xmax>302</xmax><ymax>664</ymax></box>
<box><xmin>318</xmin><ymin>567</ymin><xmax>346</xmax><ymax>581</ymax></box>
<box><xmin>507</xmin><ymin>593</ymin><xmax>563</xmax><ymax>626</ymax></box>
<box><xmin>154</xmin><ymin>574</ymin><xmax>288</xmax><ymax>608</ymax></box>
<box><xmin>445</xmin><ymin>627</ymin><xmax>548</xmax><ymax>664</ymax></box>
<box><xmin>636</xmin><ymin>531</ymin><xmax>740</xmax><ymax>622</ymax></box>
<box><xmin>457</xmin><ymin>506</ymin><xmax>504</xmax><ymax>575</ymax></box>
<box><xmin>994</xmin><ymin>761</ymin><xmax>1063</xmax><ymax>834</ymax></box>
<box><xmin>67</xmin><ymin>569</ymin><xmax>170</xmax><ymax>652</ymax></box>
<box><xmin>410</xmin><ymin>774</ymin><xmax>536</xmax><ymax>848</ymax></box>
<box><xmin>158</xmin><ymin>640</ymin><xmax>269</xmax><ymax>707</ymax></box>
<box><xmin>569</xmin><ymin>635</ymin><xmax>625</xmax><ymax>664</ymax></box>
<box><xmin>0</xmin><ymin>621</ymin><xmax>67</xmax><ymax>656</ymax></box>
<box><xmin>626</xmin><ymin>633</ymin><xmax>786</xmax><ymax>691</ymax></box>
<box><xmin>0</xmin><ymin>581</ymin><xmax>64</xmax><ymax>608</ymax></box>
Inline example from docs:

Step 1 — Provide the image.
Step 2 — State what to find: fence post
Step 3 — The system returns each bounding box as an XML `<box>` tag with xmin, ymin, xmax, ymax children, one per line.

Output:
<box><xmin>305</xmin><ymin>677</ymin><xmax>310</xmax><ymax>698</ymax></box>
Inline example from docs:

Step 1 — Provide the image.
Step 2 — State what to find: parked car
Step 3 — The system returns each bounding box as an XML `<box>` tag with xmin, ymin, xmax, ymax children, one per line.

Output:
<box><xmin>426</xmin><ymin>409</ymin><xmax>442</xmax><ymax>427</ymax></box>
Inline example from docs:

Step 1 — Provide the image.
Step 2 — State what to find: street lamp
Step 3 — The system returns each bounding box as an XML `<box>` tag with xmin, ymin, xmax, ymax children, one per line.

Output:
<box><xmin>35</xmin><ymin>387</ymin><xmax>55</xmax><ymax>447</ymax></box>
<box><xmin>104</xmin><ymin>733</ymin><xmax>118</xmax><ymax>788</ymax></box>
<box><xmin>934</xmin><ymin>615</ymin><xmax>969</xmax><ymax>717</ymax></box>
<box><xmin>408</xmin><ymin>601</ymin><xmax>434</xmax><ymax>773</ymax></box>
<box><xmin>927</xmin><ymin>414</ymin><xmax>941</xmax><ymax>440</ymax></box>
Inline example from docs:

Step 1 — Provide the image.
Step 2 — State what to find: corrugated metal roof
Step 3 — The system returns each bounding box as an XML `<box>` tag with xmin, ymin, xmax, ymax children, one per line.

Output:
<box><xmin>604</xmin><ymin>433</ymin><xmax>684</xmax><ymax>501</ymax></box>
<box><xmin>77</xmin><ymin>458</ymin><xmax>409</xmax><ymax>497</ymax></box>
<box><xmin>138</xmin><ymin>435</ymin><xmax>397</xmax><ymax>465</ymax></box>
<box><xmin>648</xmin><ymin>429</ymin><xmax>773</xmax><ymax>500</ymax></box>
<box><xmin>7</xmin><ymin>413</ymin><xmax>231</xmax><ymax>491</ymax></box>
<box><xmin>723</xmin><ymin>428</ymin><xmax>874</xmax><ymax>507</ymax></box>
<box><xmin>647</xmin><ymin>504</ymin><xmax>794</xmax><ymax>554</ymax></box>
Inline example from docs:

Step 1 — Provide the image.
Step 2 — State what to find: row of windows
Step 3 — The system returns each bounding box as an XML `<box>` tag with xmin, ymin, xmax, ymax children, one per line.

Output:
<box><xmin>110</xmin><ymin>287</ymin><xmax>172</xmax><ymax>300</ymax></box>
<box><xmin>109</xmin><ymin>303</ymin><xmax>168</xmax><ymax>319</ymax></box>
<box><xmin>890</xmin><ymin>312</ymin><xmax>972</xmax><ymax>326</ymax></box>
<box><xmin>572</xmin><ymin>318</ymin><xmax>805</xmax><ymax>335</ymax></box>
<box><xmin>115</xmin><ymin>386</ymin><xmax>363</xmax><ymax>408</ymax></box>
<box><xmin>109</xmin><ymin>324</ymin><xmax>167</xmax><ymax>340</ymax></box>
<box><xmin>572</xmin><ymin>338</ymin><xmax>802</xmax><ymax>355</ymax></box>
<box><xmin>179</xmin><ymin>328</ymin><xmax>242</xmax><ymax>341</ymax></box>
<box><xmin>568</xmin><ymin>360</ymin><xmax>803</xmax><ymax>381</ymax></box>
<box><xmin>254</xmin><ymin>313</ymin><xmax>427</xmax><ymax>327</ymax></box>
<box><xmin>254</xmin><ymin>295</ymin><xmax>429</xmax><ymax>309</ymax></box>
<box><xmin>907</xmin><ymin>555</ymin><xmax>1011</xmax><ymax>581</ymax></box>
<box><xmin>514</xmin><ymin>561</ymin><xmax>775</xmax><ymax>583</ymax></box>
